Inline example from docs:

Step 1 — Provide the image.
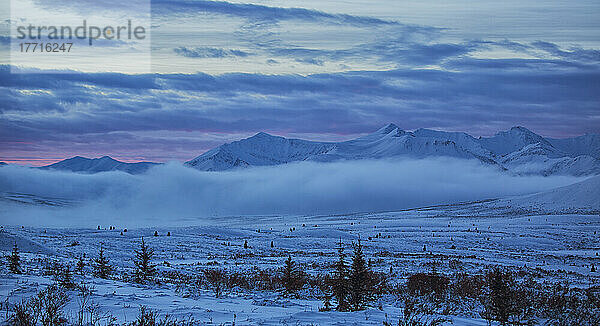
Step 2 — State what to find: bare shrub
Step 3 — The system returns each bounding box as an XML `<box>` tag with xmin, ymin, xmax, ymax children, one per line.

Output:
<box><xmin>539</xmin><ymin>283</ymin><xmax>600</xmax><ymax>326</ymax></box>
<box><xmin>129</xmin><ymin>305</ymin><xmax>196</xmax><ymax>326</ymax></box>
<box><xmin>407</xmin><ymin>273</ymin><xmax>449</xmax><ymax>297</ymax></box>
<box><xmin>248</xmin><ymin>267</ymin><xmax>280</xmax><ymax>291</ymax></box>
<box><xmin>449</xmin><ymin>272</ymin><xmax>484</xmax><ymax>299</ymax></box>
<box><xmin>384</xmin><ymin>296</ymin><xmax>450</xmax><ymax>326</ymax></box>
<box><xmin>9</xmin><ymin>284</ymin><xmax>69</xmax><ymax>326</ymax></box>
<box><xmin>10</xmin><ymin>299</ymin><xmax>37</xmax><ymax>326</ymax></box>
<box><xmin>203</xmin><ymin>269</ymin><xmax>227</xmax><ymax>298</ymax></box>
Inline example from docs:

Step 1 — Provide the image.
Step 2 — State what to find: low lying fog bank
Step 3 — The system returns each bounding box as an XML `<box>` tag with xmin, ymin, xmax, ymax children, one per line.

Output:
<box><xmin>0</xmin><ymin>158</ymin><xmax>583</xmax><ymax>227</ymax></box>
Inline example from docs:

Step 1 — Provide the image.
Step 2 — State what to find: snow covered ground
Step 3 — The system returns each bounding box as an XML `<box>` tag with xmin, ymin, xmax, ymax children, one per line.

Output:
<box><xmin>1</xmin><ymin>200</ymin><xmax>599</xmax><ymax>325</ymax></box>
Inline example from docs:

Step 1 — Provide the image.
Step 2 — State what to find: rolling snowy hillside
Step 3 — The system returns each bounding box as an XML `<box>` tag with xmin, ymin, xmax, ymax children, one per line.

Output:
<box><xmin>40</xmin><ymin>156</ymin><xmax>160</xmax><ymax>174</ymax></box>
<box><xmin>498</xmin><ymin>174</ymin><xmax>600</xmax><ymax>212</ymax></box>
<box><xmin>186</xmin><ymin>124</ymin><xmax>600</xmax><ymax>176</ymax></box>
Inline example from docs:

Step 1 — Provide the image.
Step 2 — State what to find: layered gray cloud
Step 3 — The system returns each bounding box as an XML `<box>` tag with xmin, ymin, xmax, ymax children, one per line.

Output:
<box><xmin>1</xmin><ymin>45</ymin><xmax>599</xmax><ymax>163</ymax></box>
<box><xmin>2</xmin><ymin>1</ymin><xmax>599</xmax><ymax>164</ymax></box>
<box><xmin>174</xmin><ymin>47</ymin><xmax>252</xmax><ymax>58</ymax></box>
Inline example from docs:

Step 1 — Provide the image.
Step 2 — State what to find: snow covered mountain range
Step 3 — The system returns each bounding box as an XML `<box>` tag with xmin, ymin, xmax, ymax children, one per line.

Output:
<box><xmin>17</xmin><ymin>124</ymin><xmax>599</xmax><ymax>176</ymax></box>
<box><xmin>186</xmin><ymin>124</ymin><xmax>600</xmax><ymax>176</ymax></box>
<box><xmin>39</xmin><ymin>156</ymin><xmax>159</xmax><ymax>174</ymax></box>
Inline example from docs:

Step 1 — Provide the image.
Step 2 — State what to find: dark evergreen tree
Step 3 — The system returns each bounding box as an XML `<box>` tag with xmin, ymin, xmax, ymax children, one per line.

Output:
<box><xmin>92</xmin><ymin>245</ymin><xmax>112</xmax><ymax>279</ymax></box>
<box><xmin>8</xmin><ymin>242</ymin><xmax>21</xmax><ymax>274</ymax></box>
<box><xmin>348</xmin><ymin>239</ymin><xmax>373</xmax><ymax>311</ymax></box>
<box><xmin>281</xmin><ymin>255</ymin><xmax>303</xmax><ymax>294</ymax></box>
<box><xmin>134</xmin><ymin>237</ymin><xmax>156</xmax><ymax>283</ymax></box>
<box><xmin>483</xmin><ymin>267</ymin><xmax>515</xmax><ymax>325</ymax></box>
<box><xmin>320</xmin><ymin>291</ymin><xmax>333</xmax><ymax>312</ymax></box>
<box><xmin>56</xmin><ymin>264</ymin><xmax>75</xmax><ymax>289</ymax></box>
<box><xmin>76</xmin><ymin>255</ymin><xmax>85</xmax><ymax>275</ymax></box>
<box><xmin>330</xmin><ymin>239</ymin><xmax>349</xmax><ymax>311</ymax></box>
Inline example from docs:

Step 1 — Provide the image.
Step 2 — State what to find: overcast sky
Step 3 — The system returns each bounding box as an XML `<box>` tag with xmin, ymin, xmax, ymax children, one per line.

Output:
<box><xmin>0</xmin><ymin>0</ymin><xmax>599</xmax><ymax>165</ymax></box>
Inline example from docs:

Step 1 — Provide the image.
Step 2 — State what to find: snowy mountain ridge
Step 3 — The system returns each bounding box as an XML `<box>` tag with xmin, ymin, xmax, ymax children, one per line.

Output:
<box><xmin>30</xmin><ymin>124</ymin><xmax>600</xmax><ymax>176</ymax></box>
<box><xmin>39</xmin><ymin>155</ymin><xmax>160</xmax><ymax>174</ymax></box>
<box><xmin>185</xmin><ymin>124</ymin><xmax>600</xmax><ymax>176</ymax></box>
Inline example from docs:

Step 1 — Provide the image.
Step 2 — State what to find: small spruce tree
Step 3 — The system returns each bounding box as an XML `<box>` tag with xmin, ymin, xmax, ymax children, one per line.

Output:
<box><xmin>348</xmin><ymin>239</ymin><xmax>373</xmax><ymax>311</ymax></box>
<box><xmin>9</xmin><ymin>242</ymin><xmax>21</xmax><ymax>274</ymax></box>
<box><xmin>92</xmin><ymin>245</ymin><xmax>112</xmax><ymax>279</ymax></box>
<box><xmin>76</xmin><ymin>255</ymin><xmax>86</xmax><ymax>275</ymax></box>
<box><xmin>56</xmin><ymin>264</ymin><xmax>75</xmax><ymax>289</ymax></box>
<box><xmin>320</xmin><ymin>291</ymin><xmax>333</xmax><ymax>312</ymax></box>
<box><xmin>483</xmin><ymin>267</ymin><xmax>515</xmax><ymax>325</ymax></box>
<box><xmin>331</xmin><ymin>239</ymin><xmax>349</xmax><ymax>311</ymax></box>
<box><xmin>134</xmin><ymin>237</ymin><xmax>156</xmax><ymax>283</ymax></box>
<box><xmin>282</xmin><ymin>255</ymin><xmax>302</xmax><ymax>295</ymax></box>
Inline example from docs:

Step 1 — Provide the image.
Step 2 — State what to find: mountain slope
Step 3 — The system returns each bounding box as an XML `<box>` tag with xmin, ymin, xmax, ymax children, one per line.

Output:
<box><xmin>480</xmin><ymin>126</ymin><xmax>553</xmax><ymax>155</ymax></box>
<box><xmin>40</xmin><ymin>156</ymin><xmax>160</xmax><ymax>174</ymax></box>
<box><xmin>499</xmin><ymin>175</ymin><xmax>600</xmax><ymax>212</ymax></box>
<box><xmin>548</xmin><ymin>134</ymin><xmax>600</xmax><ymax>159</ymax></box>
<box><xmin>186</xmin><ymin>133</ymin><xmax>337</xmax><ymax>171</ymax></box>
<box><xmin>500</xmin><ymin>142</ymin><xmax>600</xmax><ymax>176</ymax></box>
<box><xmin>332</xmin><ymin>124</ymin><xmax>499</xmax><ymax>164</ymax></box>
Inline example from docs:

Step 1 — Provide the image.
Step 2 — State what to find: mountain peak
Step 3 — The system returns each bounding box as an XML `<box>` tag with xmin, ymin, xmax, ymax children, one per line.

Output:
<box><xmin>250</xmin><ymin>131</ymin><xmax>276</xmax><ymax>139</ymax></box>
<box><xmin>509</xmin><ymin>126</ymin><xmax>535</xmax><ymax>134</ymax></box>
<box><xmin>376</xmin><ymin>123</ymin><xmax>401</xmax><ymax>134</ymax></box>
<box><xmin>66</xmin><ymin>155</ymin><xmax>116</xmax><ymax>162</ymax></box>
<box><xmin>481</xmin><ymin>126</ymin><xmax>551</xmax><ymax>156</ymax></box>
